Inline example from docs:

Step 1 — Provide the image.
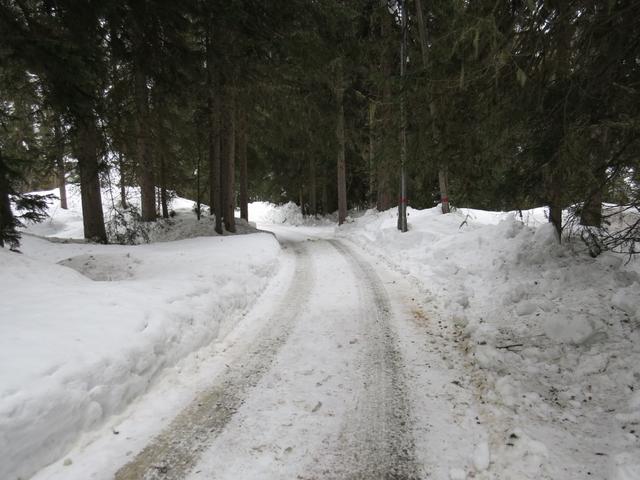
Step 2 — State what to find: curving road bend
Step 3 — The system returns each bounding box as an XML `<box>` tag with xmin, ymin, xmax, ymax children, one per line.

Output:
<box><xmin>114</xmin><ymin>227</ymin><xmax>481</xmax><ymax>480</ymax></box>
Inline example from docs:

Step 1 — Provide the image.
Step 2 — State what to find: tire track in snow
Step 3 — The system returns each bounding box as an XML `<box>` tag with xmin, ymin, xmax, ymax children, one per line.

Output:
<box><xmin>311</xmin><ymin>239</ymin><xmax>419</xmax><ymax>480</ymax></box>
<box><xmin>115</xmin><ymin>240</ymin><xmax>312</xmax><ymax>480</ymax></box>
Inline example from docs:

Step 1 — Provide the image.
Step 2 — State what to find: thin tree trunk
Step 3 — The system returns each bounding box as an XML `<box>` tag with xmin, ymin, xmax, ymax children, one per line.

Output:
<box><xmin>415</xmin><ymin>0</ymin><xmax>450</xmax><ymax>214</ymax></box>
<box><xmin>135</xmin><ymin>64</ymin><xmax>155</xmax><ymax>222</ymax></box>
<box><xmin>221</xmin><ymin>87</ymin><xmax>236</xmax><ymax>233</ymax></box>
<box><xmin>335</xmin><ymin>57</ymin><xmax>347</xmax><ymax>225</ymax></box>
<box><xmin>56</xmin><ymin>157</ymin><xmax>67</xmax><ymax>210</ymax></box>
<box><xmin>206</xmin><ymin>22</ymin><xmax>223</xmax><ymax>234</ymax></box>
<box><xmin>0</xmin><ymin>151</ymin><xmax>16</xmax><ymax>248</ymax></box>
<box><xmin>368</xmin><ymin>101</ymin><xmax>376</xmax><ymax>208</ymax></box>
<box><xmin>75</xmin><ymin>115</ymin><xmax>107</xmax><ymax>243</ymax></box>
<box><xmin>580</xmin><ymin>155</ymin><xmax>604</xmax><ymax>227</ymax></box>
<box><xmin>546</xmin><ymin>168</ymin><xmax>563</xmax><ymax>241</ymax></box>
<box><xmin>237</xmin><ymin>102</ymin><xmax>249</xmax><ymax>221</ymax></box>
<box><xmin>549</xmin><ymin>201</ymin><xmax>562</xmax><ymax>240</ymax></box>
<box><xmin>118</xmin><ymin>152</ymin><xmax>127</xmax><ymax>209</ymax></box>
<box><xmin>53</xmin><ymin>117</ymin><xmax>67</xmax><ymax>209</ymax></box>
<box><xmin>160</xmin><ymin>152</ymin><xmax>169</xmax><ymax>219</ymax></box>
<box><xmin>397</xmin><ymin>1</ymin><xmax>408</xmax><ymax>232</ymax></box>
<box><xmin>377</xmin><ymin>11</ymin><xmax>393</xmax><ymax>212</ymax></box>
<box><xmin>580</xmin><ymin>190</ymin><xmax>602</xmax><ymax>227</ymax></box>
<box><xmin>309</xmin><ymin>157</ymin><xmax>317</xmax><ymax>217</ymax></box>
<box><xmin>321</xmin><ymin>179</ymin><xmax>328</xmax><ymax>215</ymax></box>
<box><xmin>196</xmin><ymin>145</ymin><xmax>202</xmax><ymax>220</ymax></box>
<box><xmin>209</xmin><ymin>100</ymin><xmax>222</xmax><ymax>233</ymax></box>
<box><xmin>438</xmin><ymin>166</ymin><xmax>450</xmax><ymax>213</ymax></box>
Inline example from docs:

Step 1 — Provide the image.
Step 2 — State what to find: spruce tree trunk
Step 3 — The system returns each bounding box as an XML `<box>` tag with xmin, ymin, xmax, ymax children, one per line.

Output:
<box><xmin>75</xmin><ymin>116</ymin><xmax>107</xmax><ymax>243</ymax></box>
<box><xmin>206</xmin><ymin>22</ymin><xmax>223</xmax><ymax>234</ymax></box>
<box><xmin>580</xmin><ymin>160</ymin><xmax>604</xmax><ymax>227</ymax></box>
<box><xmin>160</xmin><ymin>152</ymin><xmax>169</xmax><ymax>219</ymax></box>
<box><xmin>415</xmin><ymin>0</ymin><xmax>450</xmax><ymax>214</ymax></box>
<box><xmin>209</xmin><ymin>99</ymin><xmax>223</xmax><ymax>233</ymax></box>
<box><xmin>53</xmin><ymin>118</ymin><xmax>67</xmax><ymax>210</ymax></box>
<box><xmin>377</xmin><ymin>11</ymin><xmax>393</xmax><ymax>212</ymax></box>
<box><xmin>118</xmin><ymin>152</ymin><xmax>128</xmax><ymax>209</ymax></box>
<box><xmin>546</xmin><ymin>169</ymin><xmax>563</xmax><ymax>241</ymax></box>
<box><xmin>581</xmin><ymin>191</ymin><xmax>602</xmax><ymax>227</ymax></box>
<box><xmin>195</xmin><ymin>145</ymin><xmax>202</xmax><ymax>220</ymax></box>
<box><xmin>549</xmin><ymin>201</ymin><xmax>562</xmax><ymax>240</ymax></box>
<box><xmin>221</xmin><ymin>88</ymin><xmax>236</xmax><ymax>233</ymax></box>
<box><xmin>135</xmin><ymin>66</ymin><xmax>155</xmax><ymax>222</ymax></box>
<box><xmin>438</xmin><ymin>166</ymin><xmax>450</xmax><ymax>213</ymax></box>
<box><xmin>309</xmin><ymin>157</ymin><xmax>317</xmax><ymax>217</ymax></box>
<box><xmin>335</xmin><ymin>57</ymin><xmax>347</xmax><ymax>225</ymax></box>
<box><xmin>368</xmin><ymin>101</ymin><xmax>376</xmax><ymax>208</ymax></box>
<box><xmin>238</xmin><ymin>103</ymin><xmax>249</xmax><ymax>222</ymax></box>
<box><xmin>321</xmin><ymin>180</ymin><xmax>328</xmax><ymax>215</ymax></box>
<box><xmin>0</xmin><ymin>152</ymin><xmax>15</xmax><ymax>248</ymax></box>
<box><xmin>56</xmin><ymin>157</ymin><xmax>67</xmax><ymax>210</ymax></box>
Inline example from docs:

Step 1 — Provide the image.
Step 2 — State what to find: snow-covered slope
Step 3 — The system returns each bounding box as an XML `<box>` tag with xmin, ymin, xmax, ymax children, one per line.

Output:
<box><xmin>338</xmin><ymin>206</ymin><xmax>640</xmax><ymax>480</ymax></box>
<box><xmin>1</xmin><ymin>190</ymin><xmax>282</xmax><ymax>480</ymax></box>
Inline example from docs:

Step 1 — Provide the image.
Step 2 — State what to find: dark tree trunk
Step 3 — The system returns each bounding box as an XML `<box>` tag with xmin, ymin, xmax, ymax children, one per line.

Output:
<box><xmin>0</xmin><ymin>152</ymin><xmax>16</xmax><ymax>249</ymax></box>
<box><xmin>368</xmin><ymin>101</ymin><xmax>376</xmax><ymax>208</ymax></box>
<box><xmin>335</xmin><ymin>57</ymin><xmax>347</xmax><ymax>225</ymax></box>
<box><xmin>160</xmin><ymin>152</ymin><xmax>169</xmax><ymax>219</ymax></box>
<box><xmin>135</xmin><ymin>65</ymin><xmax>155</xmax><ymax>222</ymax></box>
<box><xmin>238</xmin><ymin>103</ymin><xmax>249</xmax><ymax>222</ymax></box>
<box><xmin>206</xmin><ymin>22</ymin><xmax>223</xmax><ymax>234</ymax></box>
<box><xmin>195</xmin><ymin>145</ymin><xmax>202</xmax><ymax>220</ymax></box>
<box><xmin>549</xmin><ymin>202</ymin><xmax>563</xmax><ymax>240</ymax></box>
<box><xmin>376</xmin><ymin>10</ymin><xmax>394</xmax><ymax>212</ymax></box>
<box><xmin>438</xmin><ymin>166</ymin><xmax>450</xmax><ymax>214</ymax></box>
<box><xmin>53</xmin><ymin>117</ymin><xmax>67</xmax><ymax>210</ymax></box>
<box><xmin>581</xmin><ymin>192</ymin><xmax>602</xmax><ymax>227</ymax></box>
<box><xmin>321</xmin><ymin>179</ymin><xmax>328</xmax><ymax>215</ymax></box>
<box><xmin>415</xmin><ymin>0</ymin><xmax>450</xmax><ymax>214</ymax></box>
<box><xmin>209</xmin><ymin>99</ymin><xmax>223</xmax><ymax>233</ymax></box>
<box><xmin>56</xmin><ymin>157</ymin><xmax>67</xmax><ymax>210</ymax></box>
<box><xmin>546</xmin><ymin>169</ymin><xmax>563</xmax><ymax>241</ymax></box>
<box><xmin>299</xmin><ymin>187</ymin><xmax>304</xmax><ymax>214</ymax></box>
<box><xmin>309</xmin><ymin>157</ymin><xmax>317</xmax><ymax>217</ymax></box>
<box><xmin>580</xmin><ymin>160</ymin><xmax>605</xmax><ymax>227</ymax></box>
<box><xmin>221</xmin><ymin>88</ymin><xmax>236</xmax><ymax>233</ymax></box>
<box><xmin>75</xmin><ymin>115</ymin><xmax>107</xmax><ymax>243</ymax></box>
<box><xmin>118</xmin><ymin>152</ymin><xmax>127</xmax><ymax>209</ymax></box>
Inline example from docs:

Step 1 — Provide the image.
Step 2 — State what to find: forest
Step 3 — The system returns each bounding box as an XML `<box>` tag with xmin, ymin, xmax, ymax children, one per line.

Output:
<box><xmin>1</xmin><ymin>0</ymin><xmax>639</xmax><ymax>251</ymax></box>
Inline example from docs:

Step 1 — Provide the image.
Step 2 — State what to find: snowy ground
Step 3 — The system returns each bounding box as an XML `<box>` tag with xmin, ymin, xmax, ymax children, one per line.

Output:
<box><xmin>338</xmin><ymin>206</ymin><xmax>640</xmax><ymax>480</ymax></box>
<box><xmin>2</xmin><ymin>192</ymin><xmax>639</xmax><ymax>480</ymax></box>
<box><xmin>1</xmin><ymin>188</ymin><xmax>280</xmax><ymax>480</ymax></box>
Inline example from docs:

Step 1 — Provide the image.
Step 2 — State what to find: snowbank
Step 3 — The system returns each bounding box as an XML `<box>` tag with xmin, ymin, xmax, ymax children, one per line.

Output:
<box><xmin>338</xmin><ymin>206</ymin><xmax>640</xmax><ymax>479</ymax></box>
<box><xmin>249</xmin><ymin>201</ymin><xmax>333</xmax><ymax>227</ymax></box>
<box><xmin>2</xmin><ymin>187</ymin><xmax>283</xmax><ymax>480</ymax></box>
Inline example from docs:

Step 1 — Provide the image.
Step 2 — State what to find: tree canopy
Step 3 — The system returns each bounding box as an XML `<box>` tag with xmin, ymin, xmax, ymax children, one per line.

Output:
<box><xmin>1</xmin><ymin>0</ymin><xmax>638</xmax><ymax>252</ymax></box>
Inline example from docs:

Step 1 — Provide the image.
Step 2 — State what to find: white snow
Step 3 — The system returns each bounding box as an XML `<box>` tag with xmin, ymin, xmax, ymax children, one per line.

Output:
<box><xmin>338</xmin><ymin>205</ymin><xmax>640</xmax><ymax>479</ymax></box>
<box><xmin>1</xmin><ymin>189</ymin><xmax>281</xmax><ymax>480</ymax></box>
<box><xmin>3</xmin><ymin>194</ymin><xmax>640</xmax><ymax>480</ymax></box>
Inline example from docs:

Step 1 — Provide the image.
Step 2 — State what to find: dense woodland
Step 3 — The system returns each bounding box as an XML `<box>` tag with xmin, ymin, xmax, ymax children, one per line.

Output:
<box><xmin>0</xmin><ymin>0</ymin><xmax>639</xmax><ymax>251</ymax></box>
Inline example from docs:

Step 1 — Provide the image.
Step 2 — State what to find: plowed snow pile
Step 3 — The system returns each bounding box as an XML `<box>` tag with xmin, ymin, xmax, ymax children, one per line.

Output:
<box><xmin>0</xmin><ymin>188</ymin><xmax>281</xmax><ymax>480</ymax></box>
<box><xmin>339</xmin><ymin>206</ymin><xmax>640</xmax><ymax>480</ymax></box>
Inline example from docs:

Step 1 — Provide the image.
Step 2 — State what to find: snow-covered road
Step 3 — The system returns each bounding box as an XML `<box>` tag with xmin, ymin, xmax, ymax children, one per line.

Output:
<box><xmin>109</xmin><ymin>227</ymin><xmax>482</xmax><ymax>480</ymax></box>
